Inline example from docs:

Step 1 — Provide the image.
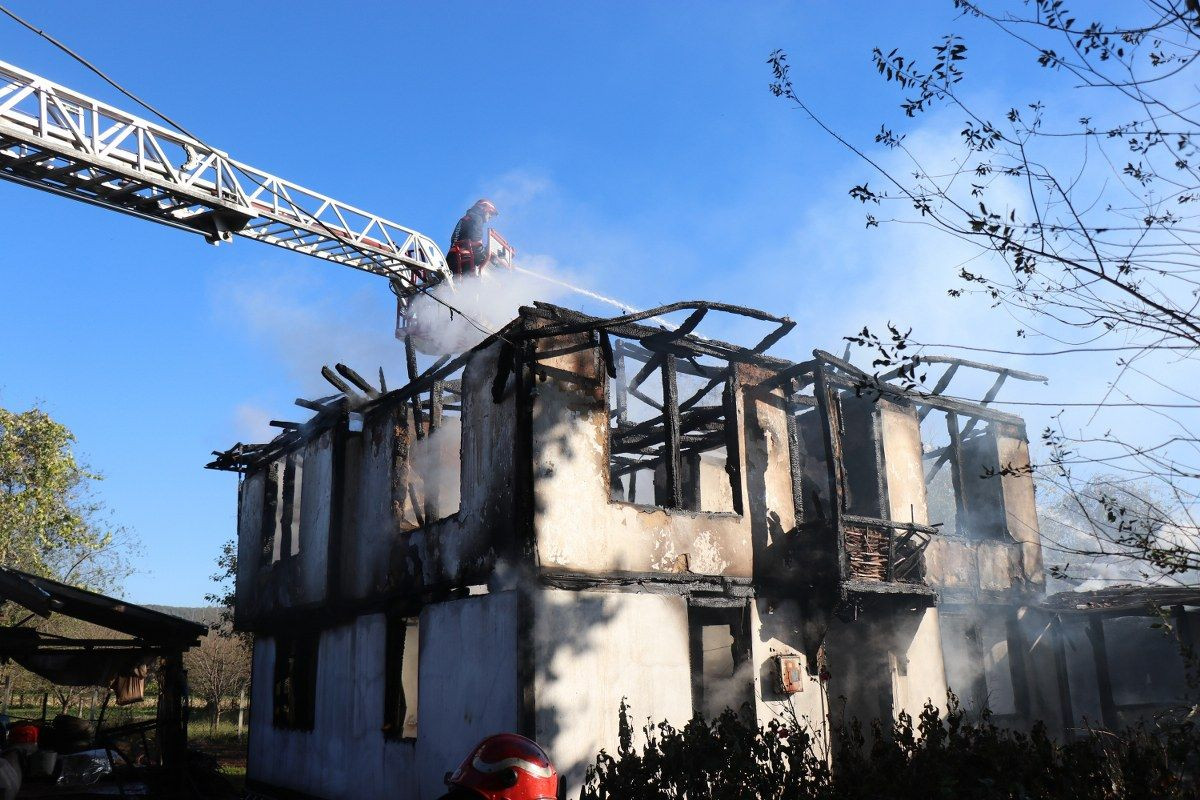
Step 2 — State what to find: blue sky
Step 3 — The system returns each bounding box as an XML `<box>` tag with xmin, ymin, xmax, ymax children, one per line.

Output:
<box><xmin>0</xmin><ymin>2</ymin><xmax>1147</xmax><ymax>604</ymax></box>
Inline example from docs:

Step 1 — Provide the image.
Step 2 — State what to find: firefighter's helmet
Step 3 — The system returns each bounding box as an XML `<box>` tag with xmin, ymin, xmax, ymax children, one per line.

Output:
<box><xmin>444</xmin><ymin>733</ymin><xmax>558</xmax><ymax>800</ymax></box>
<box><xmin>473</xmin><ymin>198</ymin><xmax>498</xmax><ymax>218</ymax></box>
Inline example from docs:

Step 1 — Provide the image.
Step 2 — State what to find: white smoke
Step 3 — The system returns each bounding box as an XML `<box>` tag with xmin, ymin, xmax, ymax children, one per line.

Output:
<box><xmin>402</xmin><ymin>255</ymin><xmax>589</xmax><ymax>355</ymax></box>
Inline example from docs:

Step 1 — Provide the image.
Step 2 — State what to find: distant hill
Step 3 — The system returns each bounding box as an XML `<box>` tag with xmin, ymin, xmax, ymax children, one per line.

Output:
<box><xmin>146</xmin><ymin>605</ymin><xmax>225</xmax><ymax>627</ymax></box>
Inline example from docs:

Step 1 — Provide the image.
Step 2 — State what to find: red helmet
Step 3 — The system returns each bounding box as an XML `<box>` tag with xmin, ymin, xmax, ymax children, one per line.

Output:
<box><xmin>445</xmin><ymin>734</ymin><xmax>558</xmax><ymax>800</ymax></box>
<box><xmin>473</xmin><ymin>198</ymin><xmax>498</xmax><ymax>218</ymax></box>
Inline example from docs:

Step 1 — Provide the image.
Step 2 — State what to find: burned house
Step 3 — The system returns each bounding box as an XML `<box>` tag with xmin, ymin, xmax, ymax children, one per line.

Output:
<box><xmin>210</xmin><ymin>301</ymin><xmax>1061</xmax><ymax>800</ymax></box>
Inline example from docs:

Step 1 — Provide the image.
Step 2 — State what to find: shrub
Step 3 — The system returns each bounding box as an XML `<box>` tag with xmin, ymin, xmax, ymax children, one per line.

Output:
<box><xmin>581</xmin><ymin>696</ymin><xmax>1199</xmax><ymax>800</ymax></box>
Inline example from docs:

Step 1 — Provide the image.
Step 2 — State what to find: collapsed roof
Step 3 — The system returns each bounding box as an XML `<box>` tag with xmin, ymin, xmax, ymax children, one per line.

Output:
<box><xmin>208</xmin><ymin>299</ymin><xmax>1047</xmax><ymax>475</ymax></box>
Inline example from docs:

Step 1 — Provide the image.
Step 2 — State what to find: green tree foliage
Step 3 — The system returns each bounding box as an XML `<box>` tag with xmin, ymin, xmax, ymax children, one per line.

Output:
<box><xmin>0</xmin><ymin>406</ymin><xmax>133</xmax><ymax>592</ymax></box>
<box><xmin>583</xmin><ymin>698</ymin><xmax>1200</xmax><ymax>799</ymax></box>
<box><xmin>205</xmin><ymin>538</ymin><xmax>238</xmax><ymax>632</ymax></box>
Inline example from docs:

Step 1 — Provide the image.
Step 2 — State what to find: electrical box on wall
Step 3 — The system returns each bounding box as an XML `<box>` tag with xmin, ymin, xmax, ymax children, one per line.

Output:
<box><xmin>774</xmin><ymin>654</ymin><xmax>804</xmax><ymax>694</ymax></box>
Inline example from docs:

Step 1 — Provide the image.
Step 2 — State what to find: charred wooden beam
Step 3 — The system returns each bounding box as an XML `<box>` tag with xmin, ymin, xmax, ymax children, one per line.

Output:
<box><xmin>404</xmin><ymin>334</ymin><xmax>424</xmax><ymax>440</ymax></box>
<box><xmin>612</xmin><ymin>428</ymin><xmax>724</xmax><ymax>455</ymax></box>
<box><xmin>320</xmin><ymin>366</ymin><xmax>358</xmax><ymax>398</ymax></box>
<box><xmin>661</xmin><ymin>354</ymin><xmax>683</xmax><ymax>509</ymax></box>
<box><xmin>813</xmin><ymin>368</ymin><xmax>848</xmax><ymax>582</ymax></box>
<box><xmin>335</xmin><ymin>363</ymin><xmax>381</xmax><ymax>398</ymax></box>
<box><xmin>943</xmin><ymin>412</ymin><xmax>968</xmax><ymax>535</ymax></box>
<box><xmin>269</xmin><ymin>420</ymin><xmax>301</xmax><ymax>430</ymax></box>
<box><xmin>917</xmin><ymin>363</ymin><xmax>961</xmax><ymax>421</ymax></box>
<box><xmin>294</xmin><ymin>397</ymin><xmax>328</xmax><ymax>412</ymax></box>
<box><xmin>492</xmin><ymin>341</ymin><xmax>515</xmax><ymax>403</ymax></box>
<box><xmin>523</xmin><ymin>303</ymin><xmax>792</xmax><ymax>369</ymax></box>
<box><xmin>613</xmin><ymin>339</ymin><xmax>629</xmax><ymax>427</ymax></box>
<box><xmin>616</xmin><ymin>340</ymin><xmax>722</xmax><ymax>379</ymax></box>
<box><xmin>1087</xmin><ymin>617</ymin><xmax>1119</xmax><ymax>730</ymax></box>
<box><xmin>785</xmin><ymin>394</ymin><xmax>806</xmax><ymax>523</ymax></box>
<box><xmin>916</xmin><ymin>355</ymin><xmax>1047</xmax><ymax>384</ymax></box>
<box><xmin>749</xmin><ymin>318</ymin><xmax>796</xmax><ymax>354</ymax></box>
<box><xmin>598</xmin><ymin>330</ymin><xmax>617</xmax><ymax>379</ymax></box>
<box><xmin>627</xmin><ymin>385</ymin><xmax>663</xmax><ymax>412</ymax></box>
<box><xmin>721</xmin><ymin>374</ymin><xmax>744</xmax><ymax>514</ymax></box>
<box><xmin>612</xmin><ymin>405</ymin><xmax>723</xmax><ymax>444</ymax></box>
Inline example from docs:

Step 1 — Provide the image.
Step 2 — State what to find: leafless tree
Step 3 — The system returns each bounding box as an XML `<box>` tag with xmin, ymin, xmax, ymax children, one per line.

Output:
<box><xmin>186</xmin><ymin>626</ymin><xmax>251</xmax><ymax>734</ymax></box>
<box><xmin>770</xmin><ymin>1</ymin><xmax>1200</xmax><ymax>586</ymax></box>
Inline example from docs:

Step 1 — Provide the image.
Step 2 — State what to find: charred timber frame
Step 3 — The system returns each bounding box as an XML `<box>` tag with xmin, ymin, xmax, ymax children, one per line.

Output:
<box><xmin>210</xmin><ymin>300</ymin><xmax>1038</xmax><ymax>619</ymax></box>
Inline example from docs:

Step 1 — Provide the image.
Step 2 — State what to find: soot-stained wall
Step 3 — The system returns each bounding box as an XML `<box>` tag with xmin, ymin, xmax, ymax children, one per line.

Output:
<box><xmin>247</xmin><ymin>593</ymin><xmax>520</xmax><ymax>800</ymax></box>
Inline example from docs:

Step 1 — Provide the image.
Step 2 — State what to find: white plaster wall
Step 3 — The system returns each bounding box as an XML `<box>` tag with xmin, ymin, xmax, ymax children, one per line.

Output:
<box><xmin>995</xmin><ymin>431</ymin><xmax>1044</xmax><ymax>585</ymax></box>
<box><xmin>248</xmin><ymin>619</ymin><xmax>418</xmax><ymax>800</ymax></box>
<box><xmin>879</xmin><ymin>403</ymin><xmax>929</xmax><ymax>525</ymax></box>
<box><xmin>751</xmin><ymin>599</ymin><xmax>829</xmax><ymax>749</ymax></box>
<box><xmin>247</xmin><ymin>593</ymin><xmax>520</xmax><ymax>800</ymax></box>
<box><xmin>343</xmin><ymin>347</ymin><xmax>518</xmax><ymax>601</ymax></box>
<box><xmin>979</xmin><ymin>614</ymin><xmax>1017</xmax><ymax>715</ymax></box>
<box><xmin>533</xmin><ymin>589</ymin><xmax>693</xmax><ymax>798</ymax></box>
<box><xmin>532</xmin><ymin>377</ymin><xmax>751</xmax><ymax>577</ymax></box>
<box><xmin>415</xmin><ymin>593</ymin><xmax>522</xmax><ymax>796</ymax></box>
<box><xmin>895</xmin><ymin>607</ymin><xmax>949</xmax><ymax>716</ymax></box>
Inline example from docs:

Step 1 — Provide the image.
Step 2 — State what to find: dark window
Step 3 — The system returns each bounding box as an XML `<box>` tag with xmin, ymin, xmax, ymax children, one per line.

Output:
<box><xmin>791</xmin><ymin>404</ymin><xmax>832</xmax><ymax>523</ymax></box>
<box><xmin>278</xmin><ymin>452</ymin><xmax>304</xmax><ymax>559</ymax></box>
<box><xmin>382</xmin><ymin>616</ymin><xmax>419</xmax><ymax>739</ymax></box>
<box><xmin>920</xmin><ymin>410</ymin><xmax>1006</xmax><ymax>540</ymax></box>
<box><xmin>608</xmin><ymin>340</ymin><xmax>741</xmax><ymax>514</ymax></box>
<box><xmin>839</xmin><ymin>393</ymin><xmax>885</xmax><ymax>518</ymax></box>
<box><xmin>688</xmin><ymin>604</ymin><xmax>753</xmax><ymax>720</ymax></box>
<box><xmin>273</xmin><ymin>633</ymin><xmax>319</xmax><ymax>730</ymax></box>
<box><xmin>260</xmin><ymin>463</ymin><xmax>279</xmax><ymax>562</ymax></box>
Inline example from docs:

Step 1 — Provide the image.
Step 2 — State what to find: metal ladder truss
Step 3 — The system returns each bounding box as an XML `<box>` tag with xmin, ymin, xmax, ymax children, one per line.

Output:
<box><xmin>0</xmin><ymin>59</ymin><xmax>447</xmax><ymax>296</ymax></box>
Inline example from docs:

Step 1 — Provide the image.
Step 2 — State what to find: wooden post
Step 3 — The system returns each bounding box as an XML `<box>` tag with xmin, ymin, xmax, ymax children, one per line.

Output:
<box><xmin>404</xmin><ymin>334</ymin><xmax>424</xmax><ymax>440</ymax></box>
<box><xmin>1006</xmin><ymin>610</ymin><xmax>1032</xmax><ymax>722</ymax></box>
<box><xmin>1050</xmin><ymin>616</ymin><xmax>1075</xmax><ymax>739</ymax></box>
<box><xmin>661</xmin><ymin>354</ymin><xmax>683</xmax><ymax>509</ymax></box>
<box><xmin>1173</xmin><ymin>604</ymin><xmax>1195</xmax><ymax>652</ymax></box>
<box><xmin>1086</xmin><ymin>616</ymin><xmax>1119</xmax><ymax>730</ymax></box>
<box><xmin>945</xmin><ymin>411</ymin><xmax>969</xmax><ymax>538</ymax></box>
<box><xmin>0</xmin><ymin>674</ymin><xmax>11</xmax><ymax>715</ymax></box>
<box><xmin>157</xmin><ymin>653</ymin><xmax>188</xmax><ymax>769</ymax></box>
<box><xmin>237</xmin><ymin>686</ymin><xmax>246</xmax><ymax>741</ymax></box>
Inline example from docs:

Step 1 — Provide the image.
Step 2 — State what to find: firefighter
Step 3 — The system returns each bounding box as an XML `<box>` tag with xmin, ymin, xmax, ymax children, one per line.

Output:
<box><xmin>447</xmin><ymin>198</ymin><xmax>498</xmax><ymax>278</ymax></box>
<box><xmin>438</xmin><ymin>733</ymin><xmax>559</xmax><ymax>800</ymax></box>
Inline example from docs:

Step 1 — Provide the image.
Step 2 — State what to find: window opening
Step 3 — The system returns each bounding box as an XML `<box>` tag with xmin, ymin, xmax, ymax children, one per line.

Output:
<box><xmin>273</xmin><ymin>632</ymin><xmax>319</xmax><ymax>730</ymax></box>
<box><xmin>957</xmin><ymin>421</ymin><xmax>1007</xmax><ymax>540</ymax></box>
<box><xmin>260</xmin><ymin>462</ymin><xmax>279</xmax><ymax>563</ymax></box>
<box><xmin>838</xmin><ymin>392</ymin><xmax>885</xmax><ymax>518</ymax></box>
<box><xmin>920</xmin><ymin>408</ymin><xmax>961</xmax><ymax>535</ymax></box>
<box><xmin>383</xmin><ymin>615</ymin><xmax>419</xmax><ymax>739</ymax></box>
<box><xmin>688</xmin><ymin>604</ymin><xmax>753</xmax><ymax>720</ymax></box>
<box><xmin>396</xmin><ymin>378</ymin><xmax>462</xmax><ymax>530</ymax></box>
<box><xmin>279</xmin><ymin>451</ymin><xmax>303</xmax><ymax>559</ymax></box>
<box><xmin>791</xmin><ymin>404</ymin><xmax>831</xmax><ymax>524</ymax></box>
<box><xmin>608</xmin><ymin>340</ymin><xmax>740</xmax><ymax>513</ymax></box>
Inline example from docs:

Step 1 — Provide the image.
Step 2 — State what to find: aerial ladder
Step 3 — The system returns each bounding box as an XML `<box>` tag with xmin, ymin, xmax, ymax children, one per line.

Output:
<box><xmin>0</xmin><ymin>58</ymin><xmax>453</xmax><ymax>313</ymax></box>
<box><xmin>0</xmin><ymin>57</ymin><xmax>649</xmax><ymax>356</ymax></box>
